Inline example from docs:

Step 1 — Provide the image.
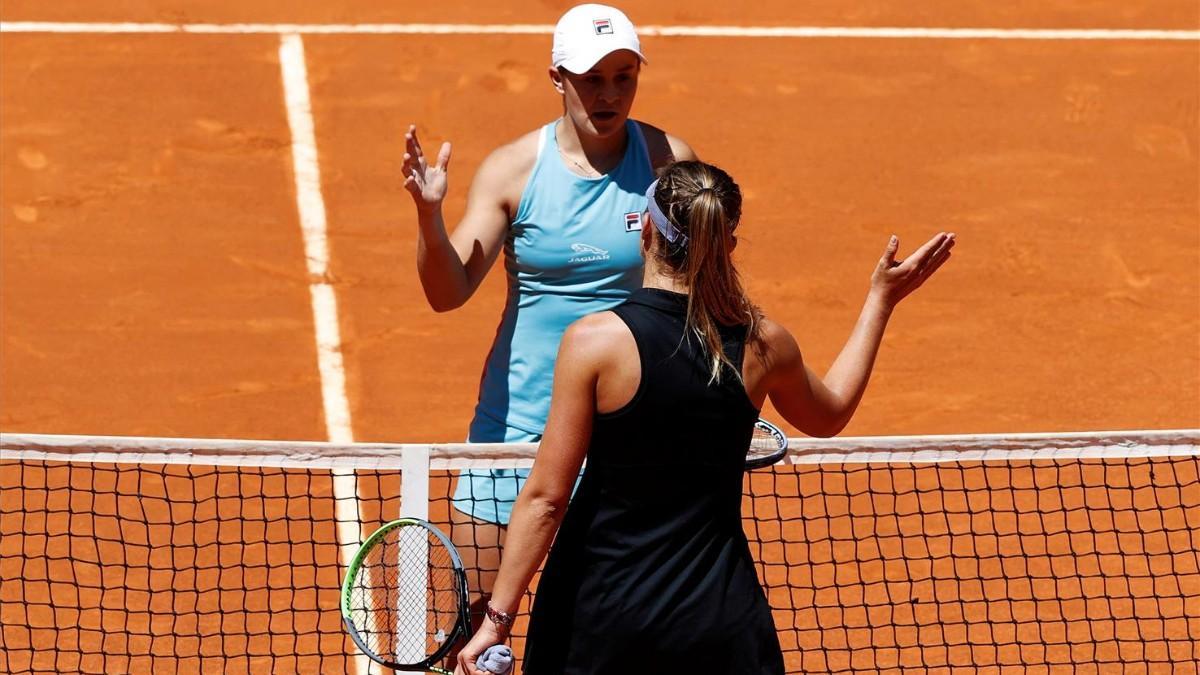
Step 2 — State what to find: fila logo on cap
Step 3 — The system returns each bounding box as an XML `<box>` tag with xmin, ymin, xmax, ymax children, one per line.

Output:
<box><xmin>552</xmin><ymin>5</ymin><xmax>646</xmax><ymax>74</ymax></box>
<box><xmin>624</xmin><ymin>212</ymin><xmax>642</xmax><ymax>232</ymax></box>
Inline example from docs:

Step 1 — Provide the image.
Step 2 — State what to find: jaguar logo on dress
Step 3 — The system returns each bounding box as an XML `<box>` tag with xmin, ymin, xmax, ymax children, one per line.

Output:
<box><xmin>569</xmin><ymin>243</ymin><xmax>611</xmax><ymax>263</ymax></box>
<box><xmin>624</xmin><ymin>212</ymin><xmax>642</xmax><ymax>232</ymax></box>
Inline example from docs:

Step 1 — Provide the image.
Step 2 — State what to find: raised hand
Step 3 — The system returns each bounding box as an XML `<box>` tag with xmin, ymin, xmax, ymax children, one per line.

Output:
<box><xmin>870</xmin><ymin>232</ymin><xmax>956</xmax><ymax>308</ymax></box>
<box><xmin>402</xmin><ymin>124</ymin><xmax>452</xmax><ymax>209</ymax></box>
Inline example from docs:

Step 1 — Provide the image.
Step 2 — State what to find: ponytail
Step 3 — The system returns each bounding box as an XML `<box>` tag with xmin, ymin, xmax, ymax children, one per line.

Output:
<box><xmin>648</xmin><ymin>162</ymin><xmax>760</xmax><ymax>383</ymax></box>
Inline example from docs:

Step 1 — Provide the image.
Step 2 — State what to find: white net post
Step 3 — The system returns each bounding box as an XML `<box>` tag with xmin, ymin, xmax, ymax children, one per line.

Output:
<box><xmin>397</xmin><ymin>445</ymin><xmax>432</xmax><ymax>663</ymax></box>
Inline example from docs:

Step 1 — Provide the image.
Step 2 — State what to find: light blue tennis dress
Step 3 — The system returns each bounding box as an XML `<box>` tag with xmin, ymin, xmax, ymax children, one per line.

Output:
<box><xmin>452</xmin><ymin>119</ymin><xmax>655</xmax><ymax>524</ymax></box>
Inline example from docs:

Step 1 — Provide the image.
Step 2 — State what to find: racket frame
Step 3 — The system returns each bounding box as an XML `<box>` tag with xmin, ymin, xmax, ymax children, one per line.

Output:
<box><xmin>341</xmin><ymin>517</ymin><xmax>471</xmax><ymax>673</ymax></box>
<box><xmin>745</xmin><ymin>418</ymin><xmax>789</xmax><ymax>470</ymax></box>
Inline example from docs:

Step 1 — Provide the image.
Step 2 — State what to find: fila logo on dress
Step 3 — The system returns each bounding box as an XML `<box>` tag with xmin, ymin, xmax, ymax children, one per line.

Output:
<box><xmin>593</xmin><ymin>19</ymin><xmax>613</xmax><ymax>35</ymax></box>
<box><xmin>624</xmin><ymin>212</ymin><xmax>643</xmax><ymax>232</ymax></box>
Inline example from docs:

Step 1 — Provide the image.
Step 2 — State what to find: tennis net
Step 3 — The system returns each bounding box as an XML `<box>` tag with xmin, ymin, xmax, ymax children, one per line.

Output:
<box><xmin>1</xmin><ymin>430</ymin><xmax>1197</xmax><ymax>673</ymax></box>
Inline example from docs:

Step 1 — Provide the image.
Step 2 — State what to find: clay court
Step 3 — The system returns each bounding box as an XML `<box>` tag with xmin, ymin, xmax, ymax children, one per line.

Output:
<box><xmin>1</xmin><ymin>1</ymin><xmax>1198</xmax><ymax>673</ymax></box>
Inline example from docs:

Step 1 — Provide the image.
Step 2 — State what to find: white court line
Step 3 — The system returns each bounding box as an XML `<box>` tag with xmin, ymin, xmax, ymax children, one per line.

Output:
<box><xmin>278</xmin><ymin>33</ymin><xmax>371</xmax><ymax>675</ymax></box>
<box><xmin>278</xmin><ymin>32</ymin><xmax>352</xmax><ymax>455</ymax></box>
<box><xmin>1</xmin><ymin>21</ymin><xmax>1198</xmax><ymax>40</ymax></box>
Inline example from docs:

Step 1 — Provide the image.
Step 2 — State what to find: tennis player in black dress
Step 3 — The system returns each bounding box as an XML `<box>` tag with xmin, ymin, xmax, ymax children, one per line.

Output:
<box><xmin>455</xmin><ymin>161</ymin><xmax>955</xmax><ymax>674</ymax></box>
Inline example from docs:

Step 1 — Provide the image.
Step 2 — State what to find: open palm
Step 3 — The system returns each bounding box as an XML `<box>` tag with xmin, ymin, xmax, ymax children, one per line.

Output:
<box><xmin>871</xmin><ymin>232</ymin><xmax>956</xmax><ymax>307</ymax></box>
<box><xmin>402</xmin><ymin>124</ymin><xmax>452</xmax><ymax>207</ymax></box>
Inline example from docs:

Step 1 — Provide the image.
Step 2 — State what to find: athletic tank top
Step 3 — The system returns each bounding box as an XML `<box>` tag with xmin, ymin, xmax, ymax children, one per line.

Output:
<box><xmin>473</xmin><ymin>119</ymin><xmax>654</xmax><ymax>434</ymax></box>
<box><xmin>523</xmin><ymin>288</ymin><xmax>784</xmax><ymax>674</ymax></box>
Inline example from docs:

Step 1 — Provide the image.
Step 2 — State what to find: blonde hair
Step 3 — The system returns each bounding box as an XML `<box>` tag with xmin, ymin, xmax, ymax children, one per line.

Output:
<box><xmin>649</xmin><ymin>161</ymin><xmax>761</xmax><ymax>382</ymax></box>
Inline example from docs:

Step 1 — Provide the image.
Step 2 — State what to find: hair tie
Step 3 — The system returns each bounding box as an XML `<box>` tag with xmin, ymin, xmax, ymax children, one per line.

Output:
<box><xmin>644</xmin><ymin>179</ymin><xmax>688</xmax><ymax>248</ymax></box>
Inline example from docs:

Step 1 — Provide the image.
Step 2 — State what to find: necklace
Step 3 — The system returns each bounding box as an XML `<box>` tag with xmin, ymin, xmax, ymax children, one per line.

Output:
<box><xmin>558</xmin><ymin>145</ymin><xmax>602</xmax><ymax>177</ymax></box>
<box><xmin>555</xmin><ymin>120</ymin><xmax>605</xmax><ymax>177</ymax></box>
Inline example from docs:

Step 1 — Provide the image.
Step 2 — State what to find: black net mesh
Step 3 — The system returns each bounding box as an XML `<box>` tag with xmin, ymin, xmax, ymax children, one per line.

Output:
<box><xmin>1</xmin><ymin>433</ymin><xmax>1197</xmax><ymax>674</ymax></box>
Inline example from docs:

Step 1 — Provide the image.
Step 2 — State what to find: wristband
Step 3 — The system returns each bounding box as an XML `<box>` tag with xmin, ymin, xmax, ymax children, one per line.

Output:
<box><xmin>485</xmin><ymin>602</ymin><xmax>515</xmax><ymax>630</ymax></box>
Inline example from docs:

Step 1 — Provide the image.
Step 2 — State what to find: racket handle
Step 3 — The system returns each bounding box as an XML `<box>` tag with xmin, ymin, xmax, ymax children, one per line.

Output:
<box><xmin>475</xmin><ymin>644</ymin><xmax>514</xmax><ymax>674</ymax></box>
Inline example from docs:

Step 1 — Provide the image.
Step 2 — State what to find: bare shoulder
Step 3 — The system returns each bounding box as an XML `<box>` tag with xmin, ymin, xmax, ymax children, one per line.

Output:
<box><xmin>634</xmin><ymin>120</ymin><xmax>698</xmax><ymax>170</ymax></box>
<box><xmin>756</xmin><ymin>315</ymin><xmax>802</xmax><ymax>366</ymax></box>
<box><xmin>486</xmin><ymin>128</ymin><xmax>540</xmax><ymax>171</ymax></box>
<box><xmin>562</xmin><ymin>311</ymin><xmax>631</xmax><ymax>351</ymax></box>
<box><xmin>472</xmin><ymin>127</ymin><xmax>543</xmax><ymax>211</ymax></box>
<box><xmin>558</xmin><ymin>312</ymin><xmax>632</xmax><ymax>368</ymax></box>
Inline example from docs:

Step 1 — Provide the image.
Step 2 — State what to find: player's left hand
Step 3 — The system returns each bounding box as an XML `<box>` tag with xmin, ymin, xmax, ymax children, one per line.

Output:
<box><xmin>870</xmin><ymin>231</ymin><xmax>956</xmax><ymax>309</ymax></box>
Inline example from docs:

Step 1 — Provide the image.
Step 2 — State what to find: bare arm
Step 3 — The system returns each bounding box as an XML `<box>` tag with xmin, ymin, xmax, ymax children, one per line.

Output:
<box><xmin>766</xmin><ymin>232</ymin><xmax>956</xmax><ymax>437</ymax></box>
<box><xmin>403</xmin><ymin>126</ymin><xmax>523</xmax><ymax>312</ymax></box>
<box><xmin>453</xmin><ymin>316</ymin><xmax>615</xmax><ymax>674</ymax></box>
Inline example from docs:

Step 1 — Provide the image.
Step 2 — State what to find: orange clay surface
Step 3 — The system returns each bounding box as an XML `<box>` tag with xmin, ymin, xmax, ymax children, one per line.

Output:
<box><xmin>2</xmin><ymin>31</ymin><xmax>1197</xmax><ymax>441</ymax></box>
<box><xmin>1</xmin><ymin>2</ymin><xmax>1198</xmax><ymax>674</ymax></box>
<box><xmin>1</xmin><ymin>0</ymin><xmax>1197</xmax><ymax>31</ymax></box>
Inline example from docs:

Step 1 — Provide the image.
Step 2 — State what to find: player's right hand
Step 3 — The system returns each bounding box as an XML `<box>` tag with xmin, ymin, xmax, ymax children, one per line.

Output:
<box><xmin>403</xmin><ymin>124</ymin><xmax>452</xmax><ymax>210</ymax></box>
<box><xmin>454</xmin><ymin>622</ymin><xmax>505</xmax><ymax>675</ymax></box>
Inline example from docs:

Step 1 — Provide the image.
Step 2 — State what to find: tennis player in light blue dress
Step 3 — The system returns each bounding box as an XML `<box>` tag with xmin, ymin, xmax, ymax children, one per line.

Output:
<box><xmin>459</xmin><ymin>115</ymin><xmax>656</xmax><ymax>521</ymax></box>
<box><xmin>400</xmin><ymin>3</ymin><xmax>697</xmax><ymax>622</ymax></box>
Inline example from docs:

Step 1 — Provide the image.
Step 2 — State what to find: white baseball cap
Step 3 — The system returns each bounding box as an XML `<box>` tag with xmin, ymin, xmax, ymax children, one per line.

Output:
<box><xmin>552</xmin><ymin>4</ymin><xmax>647</xmax><ymax>74</ymax></box>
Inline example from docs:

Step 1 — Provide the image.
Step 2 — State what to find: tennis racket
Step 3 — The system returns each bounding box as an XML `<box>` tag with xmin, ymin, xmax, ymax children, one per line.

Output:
<box><xmin>745</xmin><ymin>418</ymin><xmax>789</xmax><ymax>470</ymax></box>
<box><xmin>341</xmin><ymin>518</ymin><xmax>472</xmax><ymax>674</ymax></box>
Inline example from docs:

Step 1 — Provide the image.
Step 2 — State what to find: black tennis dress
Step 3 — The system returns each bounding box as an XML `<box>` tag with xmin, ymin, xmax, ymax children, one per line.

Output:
<box><xmin>522</xmin><ymin>288</ymin><xmax>785</xmax><ymax>674</ymax></box>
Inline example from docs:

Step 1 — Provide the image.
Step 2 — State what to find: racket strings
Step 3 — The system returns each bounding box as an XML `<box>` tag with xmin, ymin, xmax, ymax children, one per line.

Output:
<box><xmin>346</xmin><ymin>525</ymin><xmax>465</xmax><ymax>665</ymax></box>
<box><xmin>746</xmin><ymin>421</ymin><xmax>788</xmax><ymax>465</ymax></box>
